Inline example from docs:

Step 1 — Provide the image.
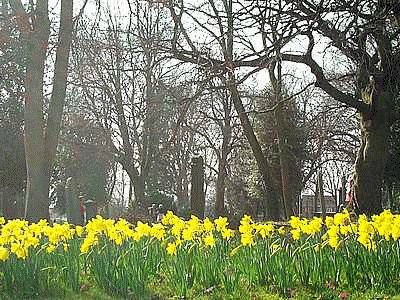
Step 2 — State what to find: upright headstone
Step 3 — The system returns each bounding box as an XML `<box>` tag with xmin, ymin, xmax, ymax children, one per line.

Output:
<box><xmin>318</xmin><ymin>171</ymin><xmax>326</xmax><ymax>219</ymax></box>
<box><xmin>339</xmin><ymin>176</ymin><xmax>346</xmax><ymax>207</ymax></box>
<box><xmin>190</xmin><ymin>155</ymin><xmax>205</xmax><ymax>219</ymax></box>
<box><xmin>84</xmin><ymin>200</ymin><xmax>97</xmax><ymax>222</ymax></box>
<box><xmin>65</xmin><ymin>177</ymin><xmax>83</xmax><ymax>225</ymax></box>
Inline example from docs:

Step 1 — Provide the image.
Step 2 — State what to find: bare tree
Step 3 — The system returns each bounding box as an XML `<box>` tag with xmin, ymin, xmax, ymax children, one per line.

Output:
<box><xmin>165</xmin><ymin>0</ymin><xmax>291</xmax><ymax>219</ymax></box>
<box><xmin>272</xmin><ymin>0</ymin><xmax>400</xmax><ymax>214</ymax></box>
<box><xmin>7</xmin><ymin>0</ymin><xmax>80</xmax><ymax>221</ymax></box>
<box><xmin>72</xmin><ymin>2</ymin><xmax>203</xmax><ymax>214</ymax></box>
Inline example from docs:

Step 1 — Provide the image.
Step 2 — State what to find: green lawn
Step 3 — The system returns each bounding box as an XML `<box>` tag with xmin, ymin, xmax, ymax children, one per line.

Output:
<box><xmin>2</xmin><ymin>283</ymin><xmax>399</xmax><ymax>300</ymax></box>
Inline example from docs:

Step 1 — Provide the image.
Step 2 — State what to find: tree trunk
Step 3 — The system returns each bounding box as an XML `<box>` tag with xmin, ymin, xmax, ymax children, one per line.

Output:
<box><xmin>24</xmin><ymin>165</ymin><xmax>49</xmax><ymax>221</ymax></box>
<box><xmin>133</xmin><ymin>175</ymin><xmax>146</xmax><ymax>207</ymax></box>
<box><xmin>215</xmin><ymin>95</ymin><xmax>232</xmax><ymax>217</ymax></box>
<box><xmin>44</xmin><ymin>0</ymin><xmax>74</xmax><ymax>176</ymax></box>
<box><xmin>119</xmin><ymin>160</ymin><xmax>146</xmax><ymax>211</ymax></box>
<box><xmin>228</xmin><ymin>79</ymin><xmax>281</xmax><ymax>220</ymax></box>
<box><xmin>11</xmin><ymin>0</ymin><xmax>73</xmax><ymax>221</ymax></box>
<box><xmin>129</xmin><ymin>178</ymin><xmax>133</xmax><ymax>206</ymax></box>
<box><xmin>269</xmin><ymin>58</ymin><xmax>291</xmax><ymax>219</ymax></box>
<box><xmin>176</xmin><ymin>175</ymin><xmax>184</xmax><ymax>210</ymax></box>
<box><xmin>22</xmin><ymin>0</ymin><xmax>50</xmax><ymax>222</ymax></box>
<box><xmin>215</xmin><ymin>146</ymin><xmax>228</xmax><ymax>216</ymax></box>
<box><xmin>353</xmin><ymin>83</ymin><xmax>392</xmax><ymax>215</ymax></box>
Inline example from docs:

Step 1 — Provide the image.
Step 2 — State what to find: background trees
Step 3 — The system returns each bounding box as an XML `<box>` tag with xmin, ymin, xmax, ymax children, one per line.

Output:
<box><xmin>2</xmin><ymin>0</ymin><xmax>399</xmax><ymax>221</ymax></box>
<box><xmin>274</xmin><ymin>0</ymin><xmax>400</xmax><ymax>214</ymax></box>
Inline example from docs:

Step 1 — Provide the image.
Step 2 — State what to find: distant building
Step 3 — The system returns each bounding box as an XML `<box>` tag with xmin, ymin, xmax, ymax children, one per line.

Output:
<box><xmin>300</xmin><ymin>194</ymin><xmax>337</xmax><ymax>218</ymax></box>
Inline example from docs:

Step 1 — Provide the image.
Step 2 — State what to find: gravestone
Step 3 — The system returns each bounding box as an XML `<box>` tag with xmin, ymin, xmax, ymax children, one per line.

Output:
<box><xmin>190</xmin><ymin>155</ymin><xmax>205</xmax><ymax>219</ymax></box>
<box><xmin>65</xmin><ymin>177</ymin><xmax>83</xmax><ymax>225</ymax></box>
<box><xmin>84</xmin><ymin>199</ymin><xmax>97</xmax><ymax>222</ymax></box>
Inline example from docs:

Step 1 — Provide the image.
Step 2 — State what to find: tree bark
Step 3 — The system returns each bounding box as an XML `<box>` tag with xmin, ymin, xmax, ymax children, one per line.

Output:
<box><xmin>269</xmin><ymin>56</ymin><xmax>291</xmax><ymax>218</ymax></box>
<box><xmin>353</xmin><ymin>87</ymin><xmax>391</xmax><ymax>215</ymax></box>
<box><xmin>228</xmin><ymin>78</ymin><xmax>281</xmax><ymax>220</ymax></box>
<box><xmin>22</xmin><ymin>0</ymin><xmax>50</xmax><ymax>222</ymax></box>
<box><xmin>276</xmin><ymin>108</ymin><xmax>290</xmax><ymax>218</ymax></box>
<box><xmin>215</xmin><ymin>92</ymin><xmax>232</xmax><ymax>217</ymax></box>
<box><xmin>44</xmin><ymin>0</ymin><xmax>74</xmax><ymax>175</ymax></box>
<box><xmin>121</xmin><ymin>162</ymin><xmax>146</xmax><ymax>208</ymax></box>
<box><xmin>215</xmin><ymin>128</ymin><xmax>230</xmax><ymax>216</ymax></box>
<box><xmin>10</xmin><ymin>0</ymin><xmax>73</xmax><ymax>221</ymax></box>
<box><xmin>133</xmin><ymin>175</ymin><xmax>146</xmax><ymax>206</ymax></box>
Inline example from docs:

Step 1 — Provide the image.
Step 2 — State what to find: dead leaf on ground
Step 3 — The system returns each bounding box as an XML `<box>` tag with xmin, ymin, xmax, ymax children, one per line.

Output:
<box><xmin>339</xmin><ymin>291</ymin><xmax>350</xmax><ymax>300</ymax></box>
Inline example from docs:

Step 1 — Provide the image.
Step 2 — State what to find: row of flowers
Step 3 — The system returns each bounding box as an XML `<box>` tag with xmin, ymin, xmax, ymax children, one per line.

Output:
<box><xmin>0</xmin><ymin>209</ymin><xmax>399</xmax><ymax>298</ymax></box>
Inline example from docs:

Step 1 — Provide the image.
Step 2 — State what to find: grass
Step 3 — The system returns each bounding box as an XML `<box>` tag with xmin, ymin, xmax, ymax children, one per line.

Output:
<box><xmin>1</xmin><ymin>281</ymin><xmax>399</xmax><ymax>300</ymax></box>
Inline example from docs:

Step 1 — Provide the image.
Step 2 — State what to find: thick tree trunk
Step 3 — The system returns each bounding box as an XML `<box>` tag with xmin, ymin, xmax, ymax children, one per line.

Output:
<box><xmin>25</xmin><ymin>164</ymin><xmax>49</xmax><ymax>221</ymax></box>
<box><xmin>133</xmin><ymin>175</ymin><xmax>146</xmax><ymax>206</ymax></box>
<box><xmin>2</xmin><ymin>187</ymin><xmax>23</xmax><ymax>219</ymax></box>
<box><xmin>125</xmin><ymin>167</ymin><xmax>145</xmax><ymax>206</ymax></box>
<box><xmin>182</xmin><ymin>169</ymin><xmax>189</xmax><ymax>212</ymax></box>
<box><xmin>120</xmin><ymin>160</ymin><xmax>146</xmax><ymax>211</ymax></box>
<box><xmin>11</xmin><ymin>0</ymin><xmax>73</xmax><ymax>221</ymax></box>
<box><xmin>129</xmin><ymin>178</ymin><xmax>133</xmax><ymax>205</ymax></box>
<box><xmin>387</xmin><ymin>182</ymin><xmax>393</xmax><ymax>209</ymax></box>
<box><xmin>353</xmin><ymin>88</ymin><xmax>392</xmax><ymax>215</ymax></box>
<box><xmin>23</xmin><ymin>1</ymin><xmax>50</xmax><ymax>222</ymax></box>
<box><xmin>276</xmin><ymin>121</ymin><xmax>290</xmax><ymax>218</ymax></box>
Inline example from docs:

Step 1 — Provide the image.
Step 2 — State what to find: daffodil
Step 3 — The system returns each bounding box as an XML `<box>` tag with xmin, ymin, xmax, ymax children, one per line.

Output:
<box><xmin>80</xmin><ymin>233</ymin><xmax>98</xmax><ymax>254</ymax></box>
<box><xmin>46</xmin><ymin>244</ymin><xmax>56</xmax><ymax>254</ymax></box>
<box><xmin>221</xmin><ymin>228</ymin><xmax>234</xmax><ymax>240</ymax></box>
<box><xmin>214</xmin><ymin>216</ymin><xmax>228</xmax><ymax>232</ymax></box>
<box><xmin>289</xmin><ymin>216</ymin><xmax>302</xmax><ymax>229</ymax></box>
<box><xmin>75</xmin><ymin>225</ymin><xmax>84</xmax><ymax>237</ymax></box>
<box><xmin>10</xmin><ymin>241</ymin><xmax>27</xmax><ymax>259</ymax></box>
<box><xmin>0</xmin><ymin>246</ymin><xmax>9</xmax><ymax>261</ymax></box>
<box><xmin>150</xmin><ymin>223</ymin><xmax>166</xmax><ymax>241</ymax></box>
<box><xmin>203</xmin><ymin>234</ymin><xmax>215</xmax><ymax>247</ymax></box>
<box><xmin>255</xmin><ymin>223</ymin><xmax>274</xmax><ymax>239</ymax></box>
<box><xmin>290</xmin><ymin>228</ymin><xmax>301</xmax><ymax>241</ymax></box>
<box><xmin>166</xmin><ymin>241</ymin><xmax>177</xmax><ymax>255</ymax></box>
<box><xmin>240</xmin><ymin>232</ymin><xmax>254</xmax><ymax>246</ymax></box>
<box><xmin>203</xmin><ymin>218</ymin><xmax>214</xmax><ymax>232</ymax></box>
<box><xmin>182</xmin><ymin>228</ymin><xmax>195</xmax><ymax>241</ymax></box>
<box><xmin>277</xmin><ymin>226</ymin><xmax>286</xmax><ymax>235</ymax></box>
